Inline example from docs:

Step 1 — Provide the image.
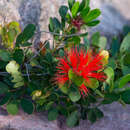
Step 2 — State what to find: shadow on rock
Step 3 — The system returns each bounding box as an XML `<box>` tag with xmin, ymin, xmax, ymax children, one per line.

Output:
<box><xmin>18</xmin><ymin>0</ymin><xmax>41</xmax><ymax>46</ymax></box>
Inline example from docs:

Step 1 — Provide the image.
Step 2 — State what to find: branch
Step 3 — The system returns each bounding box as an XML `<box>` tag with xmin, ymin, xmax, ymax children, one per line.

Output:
<box><xmin>26</xmin><ymin>40</ymin><xmax>48</xmax><ymax>64</ymax></box>
<box><xmin>35</xmin><ymin>30</ymin><xmax>88</xmax><ymax>38</ymax></box>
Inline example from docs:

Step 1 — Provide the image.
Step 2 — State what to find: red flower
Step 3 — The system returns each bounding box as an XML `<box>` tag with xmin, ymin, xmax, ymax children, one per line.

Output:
<box><xmin>54</xmin><ymin>47</ymin><xmax>107</xmax><ymax>96</ymax></box>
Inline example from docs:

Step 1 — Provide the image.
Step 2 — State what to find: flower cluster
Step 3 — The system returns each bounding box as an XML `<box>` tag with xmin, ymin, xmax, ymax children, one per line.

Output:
<box><xmin>54</xmin><ymin>47</ymin><xmax>108</xmax><ymax>96</ymax></box>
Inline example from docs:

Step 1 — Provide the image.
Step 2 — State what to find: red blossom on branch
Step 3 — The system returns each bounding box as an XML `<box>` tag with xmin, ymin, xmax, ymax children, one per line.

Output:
<box><xmin>54</xmin><ymin>47</ymin><xmax>107</xmax><ymax>96</ymax></box>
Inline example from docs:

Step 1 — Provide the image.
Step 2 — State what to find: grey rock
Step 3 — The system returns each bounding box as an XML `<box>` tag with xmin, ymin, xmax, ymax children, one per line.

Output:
<box><xmin>0</xmin><ymin>103</ymin><xmax>130</xmax><ymax>130</ymax></box>
<box><xmin>0</xmin><ymin>0</ymin><xmax>130</xmax><ymax>41</ymax></box>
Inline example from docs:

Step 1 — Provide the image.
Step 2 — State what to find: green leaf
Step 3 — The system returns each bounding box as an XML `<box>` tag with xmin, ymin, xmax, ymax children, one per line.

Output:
<box><xmin>111</xmin><ymin>37</ymin><xmax>120</xmax><ymax>56</ymax></box>
<box><xmin>8</xmin><ymin>28</ymin><xmax>17</xmax><ymax>43</ymax></box>
<box><xmin>60</xmin><ymin>83</ymin><xmax>68</xmax><ymax>94</ymax></box>
<box><xmin>66</xmin><ymin>111</ymin><xmax>79</xmax><ymax>127</ymax></box>
<box><xmin>68</xmin><ymin>69</ymin><xmax>83</xmax><ymax>86</ymax></box>
<box><xmin>20</xmin><ymin>42</ymin><xmax>32</xmax><ymax>47</ymax></box>
<box><xmin>48</xmin><ymin>108</ymin><xmax>58</xmax><ymax>121</ymax></box>
<box><xmin>104</xmin><ymin>67</ymin><xmax>114</xmax><ymax>92</ymax></box>
<box><xmin>0</xmin><ymin>50</ymin><xmax>11</xmax><ymax>62</ymax></box>
<box><xmin>98</xmin><ymin>36</ymin><xmax>107</xmax><ymax>49</ymax></box>
<box><xmin>123</xmin><ymin>25</ymin><xmax>130</xmax><ymax>36</ymax></box>
<box><xmin>21</xmin><ymin>98</ymin><xmax>34</xmax><ymax>114</ymax></box>
<box><xmin>101</xmin><ymin>93</ymin><xmax>120</xmax><ymax>104</ymax></box>
<box><xmin>92</xmin><ymin>36</ymin><xmax>107</xmax><ymax>49</ymax></box>
<box><xmin>107</xmin><ymin>58</ymin><xmax>116</xmax><ymax>70</ymax></box>
<box><xmin>94</xmin><ymin>108</ymin><xmax>104</xmax><ymax>119</ymax></box>
<box><xmin>86</xmin><ymin>20</ymin><xmax>100</xmax><ymax>27</ymax></box>
<box><xmin>118</xmin><ymin>74</ymin><xmax>130</xmax><ymax>88</ymax></box>
<box><xmin>78</xmin><ymin>0</ymin><xmax>86</xmax><ymax>12</ymax></box>
<box><xmin>13</xmin><ymin>49</ymin><xmax>24</xmax><ymax>65</ymax></box>
<box><xmin>68</xmin><ymin>0</ymin><xmax>75</xmax><ymax>10</ymax></box>
<box><xmin>8</xmin><ymin>21</ymin><xmax>21</xmax><ymax>33</ymax></box>
<box><xmin>123</xmin><ymin>51</ymin><xmax>130</xmax><ymax>66</ymax></box>
<box><xmin>16</xmin><ymin>24</ymin><xmax>36</xmax><ymax>46</ymax></box>
<box><xmin>6</xmin><ymin>101</ymin><xmax>19</xmax><ymax>115</ymax></box>
<box><xmin>122</xmin><ymin>65</ymin><xmax>130</xmax><ymax>75</ymax></box>
<box><xmin>71</xmin><ymin>2</ymin><xmax>80</xmax><ymax>18</ymax></box>
<box><xmin>91</xmin><ymin>32</ymin><xmax>100</xmax><ymax>46</ymax></box>
<box><xmin>121</xmin><ymin>90</ymin><xmax>130</xmax><ymax>104</ymax></box>
<box><xmin>6</xmin><ymin>61</ymin><xmax>24</xmax><ymax>88</ymax></box>
<box><xmin>59</xmin><ymin>6</ymin><xmax>68</xmax><ymax>20</ymax></box>
<box><xmin>69</xmin><ymin>90</ymin><xmax>81</xmax><ymax>102</ymax></box>
<box><xmin>45</xmin><ymin>101</ymin><xmax>54</xmax><ymax>111</ymax></box>
<box><xmin>59</xmin><ymin>49</ymin><xmax>64</xmax><ymax>56</ymax></box>
<box><xmin>49</xmin><ymin>17</ymin><xmax>54</xmax><ymax>32</ymax></box>
<box><xmin>88</xmin><ymin>109</ymin><xmax>96</xmax><ymax>123</ymax></box>
<box><xmin>120</xmin><ymin>33</ymin><xmax>130</xmax><ymax>53</ymax></box>
<box><xmin>80</xmin><ymin>7</ymin><xmax>90</xmax><ymax>19</ymax></box>
<box><xmin>0</xmin><ymin>93</ymin><xmax>11</xmax><ymax>106</ymax></box>
<box><xmin>0</xmin><ymin>82</ymin><xmax>9</xmax><ymax>95</ymax></box>
<box><xmin>82</xmin><ymin>9</ymin><xmax>101</xmax><ymax>23</ymax></box>
<box><xmin>85</xmin><ymin>78</ymin><xmax>99</xmax><ymax>89</ymax></box>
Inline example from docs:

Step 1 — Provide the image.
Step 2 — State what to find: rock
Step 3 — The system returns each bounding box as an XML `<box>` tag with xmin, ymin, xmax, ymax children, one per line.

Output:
<box><xmin>0</xmin><ymin>0</ymin><xmax>130</xmax><ymax>40</ymax></box>
<box><xmin>0</xmin><ymin>103</ymin><xmax>130</xmax><ymax>130</ymax></box>
<box><xmin>0</xmin><ymin>110</ymin><xmax>60</xmax><ymax>130</ymax></box>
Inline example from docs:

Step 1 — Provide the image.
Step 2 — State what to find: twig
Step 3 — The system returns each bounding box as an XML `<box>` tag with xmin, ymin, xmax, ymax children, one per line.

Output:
<box><xmin>25</xmin><ymin>63</ymin><xmax>31</xmax><ymax>82</ymax></box>
<box><xmin>35</xmin><ymin>30</ymin><xmax>87</xmax><ymax>38</ymax></box>
<box><xmin>26</xmin><ymin>40</ymin><xmax>48</xmax><ymax>64</ymax></box>
<box><xmin>0</xmin><ymin>72</ymin><xmax>49</xmax><ymax>76</ymax></box>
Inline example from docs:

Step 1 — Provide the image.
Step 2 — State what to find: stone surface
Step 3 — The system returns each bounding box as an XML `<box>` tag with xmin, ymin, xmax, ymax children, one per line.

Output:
<box><xmin>0</xmin><ymin>0</ymin><xmax>130</xmax><ymax>41</ymax></box>
<box><xmin>0</xmin><ymin>103</ymin><xmax>130</xmax><ymax>130</ymax></box>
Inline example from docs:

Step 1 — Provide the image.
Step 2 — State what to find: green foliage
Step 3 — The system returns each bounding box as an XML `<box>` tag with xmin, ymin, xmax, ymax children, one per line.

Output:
<box><xmin>66</xmin><ymin>111</ymin><xmax>79</xmax><ymax>127</ymax></box>
<box><xmin>48</xmin><ymin>108</ymin><xmax>59</xmax><ymax>121</ymax></box>
<box><xmin>0</xmin><ymin>93</ymin><xmax>11</xmax><ymax>106</ymax></box>
<box><xmin>16</xmin><ymin>24</ymin><xmax>36</xmax><ymax>47</ymax></box>
<box><xmin>59</xmin><ymin>6</ymin><xmax>68</xmax><ymax>20</ymax></box>
<box><xmin>6</xmin><ymin>101</ymin><xmax>19</xmax><ymax>115</ymax></box>
<box><xmin>0</xmin><ymin>82</ymin><xmax>9</xmax><ymax>95</ymax></box>
<box><xmin>21</xmin><ymin>98</ymin><xmax>34</xmax><ymax>114</ymax></box>
<box><xmin>0</xmin><ymin>0</ymin><xmax>129</xmax><ymax>128</ymax></box>
<box><xmin>82</xmin><ymin>9</ymin><xmax>101</xmax><ymax>23</ymax></box>
<box><xmin>121</xmin><ymin>90</ymin><xmax>130</xmax><ymax>104</ymax></box>
<box><xmin>0</xmin><ymin>21</ymin><xmax>21</xmax><ymax>48</ymax></box>
<box><xmin>91</xmin><ymin>32</ymin><xmax>107</xmax><ymax>49</ymax></box>
<box><xmin>0</xmin><ymin>50</ymin><xmax>11</xmax><ymax>61</ymax></box>
<box><xmin>104</xmin><ymin>67</ymin><xmax>114</xmax><ymax>92</ymax></box>
<box><xmin>120</xmin><ymin>33</ymin><xmax>130</xmax><ymax>53</ymax></box>
<box><xmin>71</xmin><ymin>2</ymin><xmax>80</xmax><ymax>18</ymax></box>
<box><xmin>6</xmin><ymin>60</ymin><xmax>24</xmax><ymax>88</ymax></box>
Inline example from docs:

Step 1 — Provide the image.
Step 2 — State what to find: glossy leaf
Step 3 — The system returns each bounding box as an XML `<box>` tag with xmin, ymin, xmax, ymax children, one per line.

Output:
<box><xmin>6</xmin><ymin>101</ymin><xmax>19</xmax><ymax>115</ymax></box>
<box><xmin>0</xmin><ymin>50</ymin><xmax>11</xmax><ymax>62</ymax></box>
<box><xmin>0</xmin><ymin>82</ymin><xmax>9</xmax><ymax>95</ymax></box>
<box><xmin>68</xmin><ymin>0</ymin><xmax>75</xmax><ymax>10</ymax></box>
<box><xmin>0</xmin><ymin>93</ymin><xmax>11</xmax><ymax>106</ymax></box>
<box><xmin>120</xmin><ymin>33</ymin><xmax>130</xmax><ymax>53</ymax></box>
<box><xmin>104</xmin><ymin>67</ymin><xmax>114</xmax><ymax>92</ymax></box>
<box><xmin>118</xmin><ymin>74</ymin><xmax>130</xmax><ymax>88</ymax></box>
<box><xmin>59</xmin><ymin>6</ymin><xmax>68</xmax><ymax>20</ymax></box>
<box><xmin>82</xmin><ymin>9</ymin><xmax>101</xmax><ymax>23</ymax></box>
<box><xmin>66</xmin><ymin>111</ymin><xmax>79</xmax><ymax>127</ymax></box>
<box><xmin>88</xmin><ymin>109</ymin><xmax>96</xmax><ymax>123</ymax></box>
<box><xmin>121</xmin><ymin>90</ymin><xmax>130</xmax><ymax>104</ymax></box>
<box><xmin>13</xmin><ymin>49</ymin><xmax>24</xmax><ymax>65</ymax></box>
<box><xmin>21</xmin><ymin>98</ymin><xmax>34</xmax><ymax>114</ymax></box>
<box><xmin>86</xmin><ymin>20</ymin><xmax>100</xmax><ymax>27</ymax></box>
<box><xmin>71</xmin><ymin>2</ymin><xmax>80</xmax><ymax>18</ymax></box>
<box><xmin>69</xmin><ymin>90</ymin><xmax>81</xmax><ymax>102</ymax></box>
<box><xmin>48</xmin><ymin>108</ymin><xmax>58</xmax><ymax>121</ymax></box>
